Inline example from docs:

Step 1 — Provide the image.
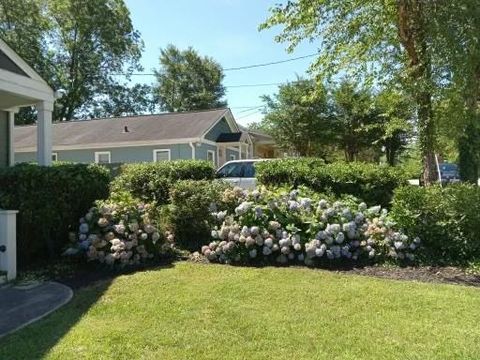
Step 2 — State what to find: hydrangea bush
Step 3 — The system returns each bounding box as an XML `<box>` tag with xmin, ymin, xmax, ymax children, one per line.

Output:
<box><xmin>69</xmin><ymin>192</ymin><xmax>175</xmax><ymax>266</ymax></box>
<box><xmin>201</xmin><ymin>187</ymin><xmax>420</xmax><ymax>266</ymax></box>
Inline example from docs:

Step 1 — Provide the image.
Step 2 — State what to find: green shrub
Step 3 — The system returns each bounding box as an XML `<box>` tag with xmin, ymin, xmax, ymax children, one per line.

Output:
<box><xmin>256</xmin><ymin>159</ymin><xmax>407</xmax><ymax>207</ymax></box>
<box><xmin>0</xmin><ymin>163</ymin><xmax>110</xmax><ymax>265</ymax></box>
<box><xmin>166</xmin><ymin>180</ymin><xmax>231</xmax><ymax>251</ymax></box>
<box><xmin>111</xmin><ymin>161</ymin><xmax>215</xmax><ymax>204</ymax></box>
<box><xmin>391</xmin><ymin>184</ymin><xmax>480</xmax><ymax>263</ymax></box>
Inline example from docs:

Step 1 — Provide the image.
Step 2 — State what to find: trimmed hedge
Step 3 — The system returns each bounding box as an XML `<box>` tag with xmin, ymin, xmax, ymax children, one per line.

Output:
<box><xmin>165</xmin><ymin>180</ymin><xmax>231</xmax><ymax>251</ymax></box>
<box><xmin>391</xmin><ymin>184</ymin><xmax>480</xmax><ymax>263</ymax></box>
<box><xmin>256</xmin><ymin>159</ymin><xmax>407</xmax><ymax>207</ymax></box>
<box><xmin>0</xmin><ymin>163</ymin><xmax>110</xmax><ymax>265</ymax></box>
<box><xmin>111</xmin><ymin>161</ymin><xmax>216</xmax><ymax>204</ymax></box>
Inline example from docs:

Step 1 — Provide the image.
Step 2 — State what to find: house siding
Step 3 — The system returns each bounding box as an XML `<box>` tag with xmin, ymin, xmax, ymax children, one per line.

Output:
<box><xmin>15</xmin><ymin>143</ymin><xmax>193</xmax><ymax>164</ymax></box>
<box><xmin>195</xmin><ymin>142</ymin><xmax>218</xmax><ymax>166</ymax></box>
<box><xmin>204</xmin><ymin>117</ymin><xmax>232</xmax><ymax>141</ymax></box>
<box><xmin>0</xmin><ymin>111</ymin><xmax>8</xmax><ymax>167</ymax></box>
<box><xmin>226</xmin><ymin>147</ymin><xmax>240</xmax><ymax>161</ymax></box>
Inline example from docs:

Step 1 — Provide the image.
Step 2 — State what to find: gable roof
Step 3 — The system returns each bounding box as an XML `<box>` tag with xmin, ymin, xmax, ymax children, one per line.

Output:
<box><xmin>15</xmin><ymin>108</ymin><xmax>230</xmax><ymax>151</ymax></box>
<box><xmin>0</xmin><ymin>38</ymin><xmax>52</xmax><ymax>88</ymax></box>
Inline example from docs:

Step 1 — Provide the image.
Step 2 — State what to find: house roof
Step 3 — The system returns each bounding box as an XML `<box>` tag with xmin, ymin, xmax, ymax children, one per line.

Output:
<box><xmin>238</xmin><ymin>125</ymin><xmax>274</xmax><ymax>144</ymax></box>
<box><xmin>15</xmin><ymin>108</ymin><xmax>230</xmax><ymax>151</ymax></box>
<box><xmin>216</xmin><ymin>132</ymin><xmax>243</xmax><ymax>143</ymax></box>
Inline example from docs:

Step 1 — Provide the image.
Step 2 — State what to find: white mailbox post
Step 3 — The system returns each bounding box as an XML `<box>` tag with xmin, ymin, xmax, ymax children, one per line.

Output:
<box><xmin>0</xmin><ymin>209</ymin><xmax>18</xmax><ymax>281</ymax></box>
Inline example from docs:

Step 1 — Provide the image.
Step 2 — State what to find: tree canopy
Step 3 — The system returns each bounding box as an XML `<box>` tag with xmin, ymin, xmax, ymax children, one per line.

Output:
<box><xmin>154</xmin><ymin>44</ymin><xmax>227</xmax><ymax>112</ymax></box>
<box><xmin>0</xmin><ymin>0</ymin><xmax>144</xmax><ymax>122</ymax></box>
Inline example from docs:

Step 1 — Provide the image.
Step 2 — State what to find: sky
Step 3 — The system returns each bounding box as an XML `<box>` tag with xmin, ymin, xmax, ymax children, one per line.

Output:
<box><xmin>123</xmin><ymin>0</ymin><xmax>318</xmax><ymax>126</ymax></box>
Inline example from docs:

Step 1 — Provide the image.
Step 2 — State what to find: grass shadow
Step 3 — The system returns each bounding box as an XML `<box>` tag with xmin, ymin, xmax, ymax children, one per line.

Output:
<box><xmin>0</xmin><ymin>260</ymin><xmax>175</xmax><ymax>360</ymax></box>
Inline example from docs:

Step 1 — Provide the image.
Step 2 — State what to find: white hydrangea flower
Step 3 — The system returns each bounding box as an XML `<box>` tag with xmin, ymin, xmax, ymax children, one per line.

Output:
<box><xmin>318</xmin><ymin>199</ymin><xmax>328</xmax><ymax>209</ymax></box>
<box><xmin>264</xmin><ymin>238</ymin><xmax>274</xmax><ymax>249</ymax></box>
<box><xmin>144</xmin><ymin>224</ymin><xmax>155</xmax><ymax>234</ymax></box>
<box><xmin>245</xmin><ymin>236</ymin><xmax>256</xmax><ymax>247</ymax></box>
<box><xmin>114</xmin><ymin>224</ymin><xmax>126</xmax><ymax>234</ymax></box>
<box><xmin>335</xmin><ymin>232</ymin><xmax>345</xmax><ymax>244</ymax></box>
<box><xmin>262</xmin><ymin>246</ymin><xmax>272</xmax><ymax>256</ymax></box>
<box><xmin>250</xmin><ymin>226</ymin><xmax>260</xmax><ymax>236</ymax></box>
<box><xmin>294</xmin><ymin>243</ymin><xmax>302</xmax><ymax>251</ymax></box>
<box><xmin>79</xmin><ymin>223</ymin><xmax>89</xmax><ymax>234</ymax></box>
<box><xmin>315</xmin><ymin>248</ymin><xmax>325</xmax><ymax>257</ymax></box>
<box><xmin>281</xmin><ymin>246</ymin><xmax>290</xmax><ymax>255</ymax></box>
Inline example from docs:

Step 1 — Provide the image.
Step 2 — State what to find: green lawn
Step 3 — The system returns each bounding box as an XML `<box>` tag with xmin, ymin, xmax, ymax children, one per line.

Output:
<box><xmin>2</xmin><ymin>262</ymin><xmax>480</xmax><ymax>360</ymax></box>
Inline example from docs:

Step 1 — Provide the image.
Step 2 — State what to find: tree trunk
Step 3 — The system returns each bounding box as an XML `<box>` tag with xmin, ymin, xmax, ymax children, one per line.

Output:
<box><xmin>397</xmin><ymin>0</ymin><xmax>438</xmax><ymax>184</ymax></box>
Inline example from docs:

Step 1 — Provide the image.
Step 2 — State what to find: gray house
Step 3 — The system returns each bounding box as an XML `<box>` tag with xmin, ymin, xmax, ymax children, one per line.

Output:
<box><xmin>14</xmin><ymin>108</ymin><xmax>278</xmax><ymax>167</ymax></box>
<box><xmin>0</xmin><ymin>38</ymin><xmax>55</xmax><ymax>167</ymax></box>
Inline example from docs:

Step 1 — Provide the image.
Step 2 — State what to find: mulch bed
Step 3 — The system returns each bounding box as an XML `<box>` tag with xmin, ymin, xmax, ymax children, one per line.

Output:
<box><xmin>338</xmin><ymin>265</ymin><xmax>480</xmax><ymax>287</ymax></box>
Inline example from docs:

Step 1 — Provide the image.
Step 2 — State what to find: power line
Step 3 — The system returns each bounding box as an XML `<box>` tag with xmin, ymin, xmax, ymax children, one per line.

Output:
<box><xmin>223</xmin><ymin>53</ymin><xmax>317</xmax><ymax>71</ymax></box>
<box><xmin>237</xmin><ymin>105</ymin><xmax>265</xmax><ymax>113</ymax></box>
<box><xmin>112</xmin><ymin>53</ymin><xmax>317</xmax><ymax>76</ymax></box>
<box><xmin>225</xmin><ymin>82</ymin><xmax>282</xmax><ymax>89</ymax></box>
<box><xmin>237</xmin><ymin>109</ymin><xmax>263</xmax><ymax>120</ymax></box>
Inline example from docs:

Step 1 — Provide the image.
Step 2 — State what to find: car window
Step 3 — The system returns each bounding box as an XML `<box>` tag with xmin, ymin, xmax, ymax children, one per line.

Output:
<box><xmin>217</xmin><ymin>163</ymin><xmax>243</xmax><ymax>178</ymax></box>
<box><xmin>242</xmin><ymin>162</ymin><xmax>256</xmax><ymax>178</ymax></box>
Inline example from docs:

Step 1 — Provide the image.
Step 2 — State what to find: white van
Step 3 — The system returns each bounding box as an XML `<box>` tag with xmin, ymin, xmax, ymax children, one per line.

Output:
<box><xmin>216</xmin><ymin>159</ymin><xmax>267</xmax><ymax>189</ymax></box>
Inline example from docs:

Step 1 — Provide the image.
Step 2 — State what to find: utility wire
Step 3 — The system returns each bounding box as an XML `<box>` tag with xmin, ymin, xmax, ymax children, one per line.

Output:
<box><xmin>237</xmin><ymin>109</ymin><xmax>263</xmax><ymax>120</ymax></box>
<box><xmin>112</xmin><ymin>53</ymin><xmax>317</xmax><ymax>76</ymax></box>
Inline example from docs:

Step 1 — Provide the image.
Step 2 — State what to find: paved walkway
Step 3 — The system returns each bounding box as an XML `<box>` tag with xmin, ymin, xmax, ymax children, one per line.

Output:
<box><xmin>0</xmin><ymin>282</ymin><xmax>73</xmax><ymax>338</ymax></box>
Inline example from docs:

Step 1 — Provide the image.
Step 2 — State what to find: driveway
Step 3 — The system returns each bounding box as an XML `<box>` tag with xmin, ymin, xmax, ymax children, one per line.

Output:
<box><xmin>0</xmin><ymin>281</ymin><xmax>73</xmax><ymax>338</ymax></box>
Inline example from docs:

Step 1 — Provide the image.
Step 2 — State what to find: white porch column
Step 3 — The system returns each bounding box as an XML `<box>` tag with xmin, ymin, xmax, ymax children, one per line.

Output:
<box><xmin>238</xmin><ymin>144</ymin><xmax>242</xmax><ymax>159</ymax></box>
<box><xmin>7</xmin><ymin>111</ymin><xmax>15</xmax><ymax>166</ymax></box>
<box><xmin>0</xmin><ymin>210</ymin><xmax>18</xmax><ymax>281</ymax></box>
<box><xmin>36</xmin><ymin>101</ymin><xmax>54</xmax><ymax>166</ymax></box>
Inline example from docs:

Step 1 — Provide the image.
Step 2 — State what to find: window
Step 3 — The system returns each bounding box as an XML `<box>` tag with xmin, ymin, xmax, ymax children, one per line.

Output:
<box><xmin>153</xmin><ymin>149</ymin><xmax>171</xmax><ymax>162</ymax></box>
<box><xmin>229</xmin><ymin>154</ymin><xmax>236</xmax><ymax>161</ymax></box>
<box><xmin>217</xmin><ymin>162</ymin><xmax>243</xmax><ymax>178</ymax></box>
<box><xmin>95</xmin><ymin>151</ymin><xmax>111</xmax><ymax>164</ymax></box>
<box><xmin>207</xmin><ymin>150</ymin><xmax>216</xmax><ymax>165</ymax></box>
<box><xmin>52</xmin><ymin>152</ymin><xmax>58</xmax><ymax>161</ymax></box>
<box><xmin>243</xmin><ymin>162</ymin><xmax>256</xmax><ymax>178</ymax></box>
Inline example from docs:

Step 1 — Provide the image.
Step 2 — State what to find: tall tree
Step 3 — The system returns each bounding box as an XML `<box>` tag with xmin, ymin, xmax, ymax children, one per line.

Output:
<box><xmin>88</xmin><ymin>83</ymin><xmax>157</xmax><ymax>118</ymax></box>
<box><xmin>0</xmin><ymin>0</ymin><xmax>143</xmax><ymax>122</ymax></box>
<box><xmin>260</xmin><ymin>0</ymin><xmax>439</xmax><ymax>183</ymax></box>
<box><xmin>154</xmin><ymin>45</ymin><xmax>227</xmax><ymax>112</ymax></box>
<box><xmin>374</xmin><ymin>89</ymin><xmax>413</xmax><ymax>166</ymax></box>
<box><xmin>332</xmin><ymin>82</ymin><xmax>382</xmax><ymax>162</ymax></box>
<box><xmin>431</xmin><ymin>1</ymin><xmax>480</xmax><ymax>183</ymax></box>
<box><xmin>260</xmin><ymin>78</ymin><xmax>332</xmax><ymax>158</ymax></box>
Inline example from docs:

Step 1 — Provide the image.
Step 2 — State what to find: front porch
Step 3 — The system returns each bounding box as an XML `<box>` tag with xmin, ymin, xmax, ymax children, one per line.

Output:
<box><xmin>0</xmin><ymin>38</ymin><xmax>55</xmax><ymax>166</ymax></box>
<box><xmin>215</xmin><ymin>131</ymin><xmax>253</xmax><ymax>166</ymax></box>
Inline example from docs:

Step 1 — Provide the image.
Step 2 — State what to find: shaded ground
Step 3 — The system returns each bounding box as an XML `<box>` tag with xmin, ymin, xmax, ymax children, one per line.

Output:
<box><xmin>0</xmin><ymin>282</ymin><xmax>73</xmax><ymax>338</ymax></box>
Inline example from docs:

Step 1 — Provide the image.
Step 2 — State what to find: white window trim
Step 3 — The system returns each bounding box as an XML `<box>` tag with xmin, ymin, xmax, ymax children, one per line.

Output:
<box><xmin>207</xmin><ymin>150</ymin><xmax>216</xmax><ymax>164</ymax></box>
<box><xmin>94</xmin><ymin>151</ymin><xmax>111</xmax><ymax>164</ymax></box>
<box><xmin>153</xmin><ymin>149</ymin><xmax>171</xmax><ymax>162</ymax></box>
<box><xmin>229</xmin><ymin>154</ymin><xmax>236</xmax><ymax>161</ymax></box>
<box><xmin>52</xmin><ymin>152</ymin><xmax>58</xmax><ymax>161</ymax></box>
